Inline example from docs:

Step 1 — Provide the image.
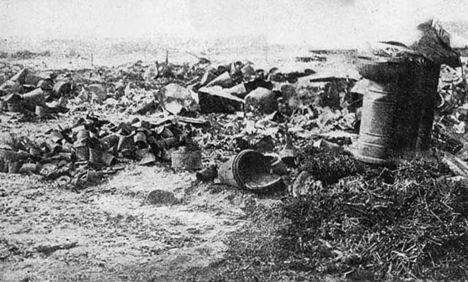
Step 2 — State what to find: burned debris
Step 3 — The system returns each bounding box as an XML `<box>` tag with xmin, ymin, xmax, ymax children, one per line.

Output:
<box><xmin>2</xmin><ymin>19</ymin><xmax>468</xmax><ymax>281</ymax></box>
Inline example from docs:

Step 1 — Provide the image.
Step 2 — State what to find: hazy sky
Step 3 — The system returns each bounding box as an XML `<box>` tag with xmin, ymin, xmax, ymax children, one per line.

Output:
<box><xmin>1</xmin><ymin>0</ymin><xmax>467</xmax><ymax>47</ymax></box>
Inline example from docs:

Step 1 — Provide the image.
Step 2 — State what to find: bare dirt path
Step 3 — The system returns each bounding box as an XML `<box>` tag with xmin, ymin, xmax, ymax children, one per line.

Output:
<box><xmin>1</xmin><ymin>161</ymin><xmax>253</xmax><ymax>281</ymax></box>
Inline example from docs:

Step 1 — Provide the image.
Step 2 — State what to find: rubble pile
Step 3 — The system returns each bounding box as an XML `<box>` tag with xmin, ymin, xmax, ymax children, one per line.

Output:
<box><xmin>2</xmin><ymin>54</ymin><xmax>467</xmax><ymax>190</ymax></box>
<box><xmin>0</xmin><ymin>57</ymin><xmax>359</xmax><ymax>192</ymax></box>
<box><xmin>0</xmin><ymin>112</ymin><xmax>208</xmax><ymax>189</ymax></box>
<box><xmin>432</xmin><ymin>61</ymin><xmax>468</xmax><ymax>161</ymax></box>
<box><xmin>0</xmin><ymin>67</ymin><xmax>71</xmax><ymax>118</ymax></box>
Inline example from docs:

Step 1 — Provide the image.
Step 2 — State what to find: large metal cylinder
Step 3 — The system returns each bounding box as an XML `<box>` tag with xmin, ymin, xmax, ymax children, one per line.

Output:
<box><xmin>416</xmin><ymin>61</ymin><xmax>440</xmax><ymax>150</ymax></box>
<box><xmin>356</xmin><ymin>80</ymin><xmax>396</xmax><ymax>165</ymax></box>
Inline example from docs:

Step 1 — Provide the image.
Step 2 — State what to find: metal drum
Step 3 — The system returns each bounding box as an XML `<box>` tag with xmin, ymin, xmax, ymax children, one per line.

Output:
<box><xmin>416</xmin><ymin>61</ymin><xmax>440</xmax><ymax>150</ymax></box>
<box><xmin>391</xmin><ymin>57</ymin><xmax>430</xmax><ymax>157</ymax></box>
<box><xmin>356</xmin><ymin>80</ymin><xmax>396</xmax><ymax>165</ymax></box>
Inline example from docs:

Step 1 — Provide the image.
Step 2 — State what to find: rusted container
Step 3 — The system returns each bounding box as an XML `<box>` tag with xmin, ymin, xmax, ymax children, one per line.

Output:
<box><xmin>357</xmin><ymin>57</ymin><xmax>409</xmax><ymax>83</ymax></box>
<box><xmin>88</xmin><ymin>147</ymin><xmax>102</xmax><ymax>164</ymax></box>
<box><xmin>7</xmin><ymin>102</ymin><xmax>21</xmax><ymax>113</ymax></box>
<box><xmin>133</xmin><ymin>131</ymin><xmax>147</xmax><ymax>148</ymax></box>
<box><xmin>35</xmin><ymin>105</ymin><xmax>46</xmax><ymax>118</ymax></box>
<box><xmin>74</xmin><ymin>144</ymin><xmax>89</xmax><ymax>162</ymax></box>
<box><xmin>19</xmin><ymin>163</ymin><xmax>38</xmax><ymax>174</ymax></box>
<box><xmin>8</xmin><ymin>161</ymin><xmax>21</xmax><ymax>173</ymax></box>
<box><xmin>22</xmin><ymin>88</ymin><xmax>46</xmax><ymax>106</ymax></box>
<box><xmin>171</xmin><ymin>147</ymin><xmax>202</xmax><ymax>170</ymax></box>
<box><xmin>76</xmin><ymin>129</ymin><xmax>90</xmax><ymax>142</ymax></box>
<box><xmin>415</xmin><ymin>61</ymin><xmax>440</xmax><ymax>150</ymax></box>
<box><xmin>53</xmin><ymin>80</ymin><xmax>73</xmax><ymax>96</ymax></box>
<box><xmin>218</xmin><ymin>150</ymin><xmax>283</xmax><ymax>192</ymax></box>
<box><xmin>356</xmin><ymin>80</ymin><xmax>396</xmax><ymax>165</ymax></box>
<box><xmin>391</xmin><ymin>57</ymin><xmax>432</xmax><ymax>157</ymax></box>
<box><xmin>100</xmin><ymin>134</ymin><xmax>119</xmax><ymax>153</ymax></box>
<box><xmin>356</xmin><ymin>42</ymin><xmax>413</xmax><ymax>83</ymax></box>
<box><xmin>0</xmin><ymin>100</ymin><xmax>7</xmax><ymax>111</ymax></box>
<box><xmin>101</xmin><ymin>152</ymin><xmax>117</xmax><ymax>166</ymax></box>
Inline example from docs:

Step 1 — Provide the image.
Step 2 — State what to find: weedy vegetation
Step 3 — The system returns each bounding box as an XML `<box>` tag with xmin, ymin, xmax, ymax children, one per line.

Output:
<box><xmin>209</xmin><ymin>149</ymin><xmax>468</xmax><ymax>281</ymax></box>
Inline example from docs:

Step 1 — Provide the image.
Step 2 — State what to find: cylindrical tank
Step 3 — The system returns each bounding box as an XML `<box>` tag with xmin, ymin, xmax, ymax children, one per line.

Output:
<box><xmin>356</xmin><ymin>80</ymin><xmax>397</xmax><ymax>165</ymax></box>
<box><xmin>416</xmin><ymin>60</ymin><xmax>440</xmax><ymax>150</ymax></box>
<box><xmin>391</xmin><ymin>57</ymin><xmax>437</xmax><ymax>157</ymax></box>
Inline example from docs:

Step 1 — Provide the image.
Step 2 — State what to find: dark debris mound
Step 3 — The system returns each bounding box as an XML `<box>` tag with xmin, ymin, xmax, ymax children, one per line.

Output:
<box><xmin>280</xmin><ymin>159</ymin><xmax>468</xmax><ymax>280</ymax></box>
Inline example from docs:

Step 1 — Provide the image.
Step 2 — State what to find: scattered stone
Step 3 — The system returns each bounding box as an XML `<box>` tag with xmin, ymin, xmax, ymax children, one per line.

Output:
<box><xmin>146</xmin><ymin>189</ymin><xmax>179</xmax><ymax>206</ymax></box>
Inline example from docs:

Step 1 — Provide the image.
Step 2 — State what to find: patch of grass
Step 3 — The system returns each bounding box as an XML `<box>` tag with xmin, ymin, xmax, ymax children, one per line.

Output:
<box><xmin>208</xmin><ymin>159</ymin><xmax>468</xmax><ymax>281</ymax></box>
<box><xmin>298</xmin><ymin>146</ymin><xmax>364</xmax><ymax>185</ymax></box>
<box><xmin>206</xmin><ymin>199</ymin><xmax>335</xmax><ymax>282</ymax></box>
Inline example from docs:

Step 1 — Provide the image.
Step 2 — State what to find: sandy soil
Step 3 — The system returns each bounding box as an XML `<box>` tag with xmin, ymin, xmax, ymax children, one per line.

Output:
<box><xmin>0</xmin><ymin>154</ymin><xmax>253</xmax><ymax>281</ymax></box>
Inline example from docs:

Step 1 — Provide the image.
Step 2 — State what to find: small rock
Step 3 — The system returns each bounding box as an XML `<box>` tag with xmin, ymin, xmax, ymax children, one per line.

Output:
<box><xmin>146</xmin><ymin>189</ymin><xmax>179</xmax><ymax>206</ymax></box>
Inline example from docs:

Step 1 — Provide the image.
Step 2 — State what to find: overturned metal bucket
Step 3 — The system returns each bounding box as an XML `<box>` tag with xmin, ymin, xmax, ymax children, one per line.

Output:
<box><xmin>218</xmin><ymin>150</ymin><xmax>282</xmax><ymax>192</ymax></box>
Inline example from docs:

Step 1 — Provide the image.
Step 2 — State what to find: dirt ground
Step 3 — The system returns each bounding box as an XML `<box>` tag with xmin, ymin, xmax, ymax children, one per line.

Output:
<box><xmin>0</xmin><ymin>167</ymin><xmax>251</xmax><ymax>282</ymax></box>
<box><xmin>0</xmin><ymin>44</ymin><xmax>356</xmax><ymax>282</ymax></box>
<box><xmin>0</xmin><ymin>112</ymin><xmax>258</xmax><ymax>282</ymax></box>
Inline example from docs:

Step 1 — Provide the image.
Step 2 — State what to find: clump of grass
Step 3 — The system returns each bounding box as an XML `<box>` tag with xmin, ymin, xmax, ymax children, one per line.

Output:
<box><xmin>212</xmin><ymin>158</ymin><xmax>468</xmax><ymax>281</ymax></box>
<box><xmin>208</xmin><ymin>200</ymin><xmax>292</xmax><ymax>282</ymax></box>
<box><xmin>298</xmin><ymin>145</ymin><xmax>364</xmax><ymax>185</ymax></box>
<box><xmin>280</xmin><ymin>159</ymin><xmax>468</xmax><ymax>280</ymax></box>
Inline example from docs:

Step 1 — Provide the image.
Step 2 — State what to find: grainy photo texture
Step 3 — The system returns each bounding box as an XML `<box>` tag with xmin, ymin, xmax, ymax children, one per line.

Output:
<box><xmin>1</xmin><ymin>0</ymin><xmax>468</xmax><ymax>281</ymax></box>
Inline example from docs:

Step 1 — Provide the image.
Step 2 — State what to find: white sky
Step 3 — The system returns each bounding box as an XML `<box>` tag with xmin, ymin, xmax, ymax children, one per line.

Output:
<box><xmin>1</xmin><ymin>0</ymin><xmax>468</xmax><ymax>48</ymax></box>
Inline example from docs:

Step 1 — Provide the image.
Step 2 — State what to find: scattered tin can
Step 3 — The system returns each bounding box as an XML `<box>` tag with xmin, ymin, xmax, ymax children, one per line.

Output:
<box><xmin>29</xmin><ymin>147</ymin><xmax>42</xmax><ymax>157</ymax></box>
<box><xmin>53</xmin><ymin>80</ymin><xmax>73</xmax><ymax>96</ymax></box>
<box><xmin>49</xmin><ymin>130</ymin><xmax>64</xmax><ymax>143</ymax></box>
<box><xmin>171</xmin><ymin>146</ymin><xmax>202</xmax><ymax>171</ymax></box>
<box><xmin>19</xmin><ymin>163</ymin><xmax>38</xmax><ymax>174</ymax></box>
<box><xmin>7</xmin><ymin>102</ymin><xmax>21</xmax><ymax>113</ymax></box>
<box><xmin>56</xmin><ymin>175</ymin><xmax>72</xmax><ymax>187</ymax></box>
<box><xmin>0</xmin><ymin>100</ymin><xmax>7</xmax><ymax>111</ymax></box>
<box><xmin>100</xmin><ymin>134</ymin><xmax>119</xmax><ymax>152</ymax></box>
<box><xmin>46</xmin><ymin>141</ymin><xmax>62</xmax><ymax>155</ymax></box>
<box><xmin>101</xmin><ymin>152</ymin><xmax>117</xmax><ymax>166</ymax></box>
<box><xmin>88</xmin><ymin>147</ymin><xmax>102</xmax><ymax>164</ymax></box>
<box><xmin>74</xmin><ymin>145</ymin><xmax>89</xmax><ymax>162</ymax></box>
<box><xmin>76</xmin><ymin>129</ymin><xmax>90</xmax><ymax>142</ymax></box>
<box><xmin>218</xmin><ymin>150</ymin><xmax>283</xmax><ymax>192</ymax></box>
<box><xmin>134</xmin><ymin>131</ymin><xmax>148</xmax><ymax>148</ymax></box>
<box><xmin>8</xmin><ymin>161</ymin><xmax>21</xmax><ymax>174</ymax></box>
<box><xmin>139</xmin><ymin>151</ymin><xmax>156</xmax><ymax>166</ymax></box>
<box><xmin>35</xmin><ymin>105</ymin><xmax>47</xmax><ymax>118</ymax></box>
